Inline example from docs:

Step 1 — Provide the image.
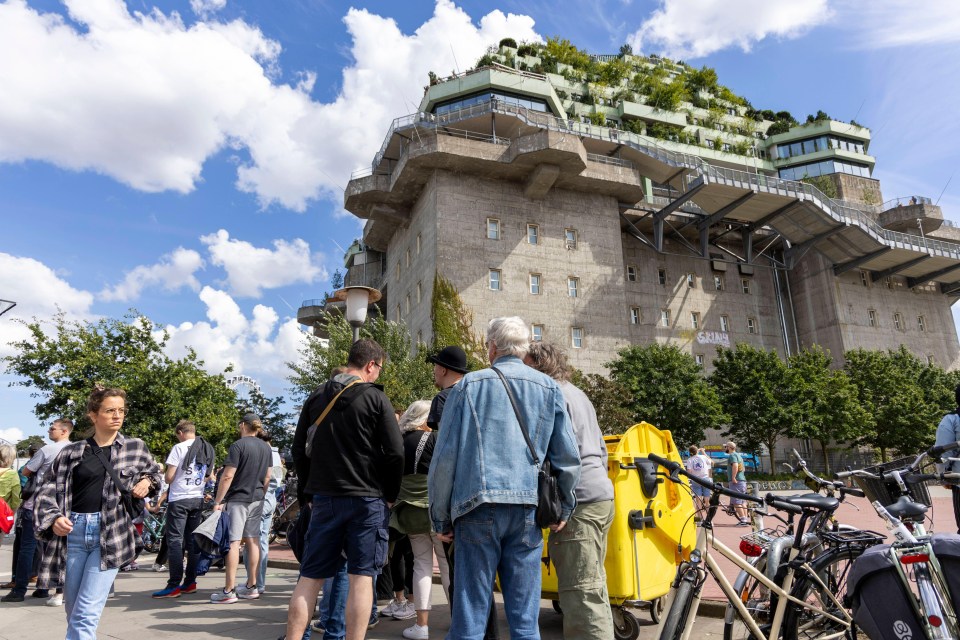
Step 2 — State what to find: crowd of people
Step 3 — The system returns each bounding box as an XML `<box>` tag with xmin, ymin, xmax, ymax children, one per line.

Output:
<box><xmin>0</xmin><ymin>315</ymin><xmax>623</xmax><ymax>640</ymax></box>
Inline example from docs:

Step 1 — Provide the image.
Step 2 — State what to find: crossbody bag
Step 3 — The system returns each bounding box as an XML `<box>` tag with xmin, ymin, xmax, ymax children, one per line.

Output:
<box><xmin>304</xmin><ymin>379</ymin><xmax>363</xmax><ymax>458</ymax></box>
<box><xmin>90</xmin><ymin>440</ymin><xmax>145</xmax><ymax>521</ymax></box>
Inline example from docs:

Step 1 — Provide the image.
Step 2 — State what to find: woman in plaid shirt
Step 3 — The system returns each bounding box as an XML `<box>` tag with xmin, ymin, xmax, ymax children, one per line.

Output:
<box><xmin>33</xmin><ymin>386</ymin><xmax>160</xmax><ymax>640</ymax></box>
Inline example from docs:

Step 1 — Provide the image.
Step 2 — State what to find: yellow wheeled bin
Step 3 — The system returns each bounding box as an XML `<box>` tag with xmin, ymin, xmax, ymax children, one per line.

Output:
<box><xmin>540</xmin><ymin>421</ymin><xmax>696</xmax><ymax>640</ymax></box>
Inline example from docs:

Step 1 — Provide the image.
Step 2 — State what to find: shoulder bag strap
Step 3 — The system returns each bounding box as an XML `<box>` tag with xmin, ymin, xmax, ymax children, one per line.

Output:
<box><xmin>311</xmin><ymin>379</ymin><xmax>363</xmax><ymax>429</ymax></box>
<box><xmin>491</xmin><ymin>366</ymin><xmax>540</xmax><ymax>468</ymax></box>
<box><xmin>413</xmin><ymin>431</ymin><xmax>431</xmax><ymax>471</ymax></box>
<box><xmin>90</xmin><ymin>442</ymin><xmax>128</xmax><ymax>496</ymax></box>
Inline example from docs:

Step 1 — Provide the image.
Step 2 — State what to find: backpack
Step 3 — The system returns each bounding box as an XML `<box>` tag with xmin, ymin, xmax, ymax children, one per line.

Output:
<box><xmin>0</xmin><ymin>497</ymin><xmax>13</xmax><ymax>534</ymax></box>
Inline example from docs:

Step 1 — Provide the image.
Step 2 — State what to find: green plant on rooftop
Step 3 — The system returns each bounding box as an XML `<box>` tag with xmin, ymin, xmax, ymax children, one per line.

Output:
<box><xmin>716</xmin><ymin>85</ymin><xmax>747</xmax><ymax>107</ymax></box>
<box><xmin>596</xmin><ymin>56</ymin><xmax>632</xmax><ymax>86</ymax></box>
<box><xmin>850</xmin><ymin>119</ymin><xmax>864</xmax><ymax>128</ymax></box>
<box><xmin>588</xmin><ymin>111</ymin><xmax>607</xmax><ymax>126</ymax></box>
<box><xmin>619</xmin><ymin>43</ymin><xmax>633</xmax><ymax>57</ymax></box>
<box><xmin>801</xmin><ymin>174</ymin><xmax>838</xmax><ymax>199</ymax></box>
<box><xmin>428</xmin><ymin>71</ymin><xmax>439</xmax><ymax>86</ymax></box>
<box><xmin>543</xmin><ymin>36</ymin><xmax>593</xmax><ymax>71</ymax></box>
<box><xmin>498</xmin><ymin>37</ymin><xmax>517</xmax><ymax>49</ymax></box>
<box><xmin>474</xmin><ymin>53</ymin><xmax>496</xmax><ymax>68</ymax></box>
<box><xmin>516</xmin><ymin>43</ymin><xmax>538</xmax><ymax>57</ymax></box>
<box><xmin>684</xmin><ymin>65</ymin><xmax>719</xmax><ymax>95</ymax></box>
<box><xmin>622</xmin><ymin>119</ymin><xmax>644</xmax><ymax>135</ymax></box>
<box><xmin>805</xmin><ymin>110</ymin><xmax>831</xmax><ymax>124</ymax></box>
<box><xmin>645</xmin><ymin>120</ymin><xmax>684</xmax><ymax>141</ymax></box>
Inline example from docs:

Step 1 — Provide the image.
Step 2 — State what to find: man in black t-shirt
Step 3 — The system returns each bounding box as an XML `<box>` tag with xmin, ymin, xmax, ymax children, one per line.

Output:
<box><xmin>426</xmin><ymin>346</ymin><xmax>468</xmax><ymax>430</ymax></box>
<box><xmin>210</xmin><ymin>413</ymin><xmax>272</xmax><ymax>604</ymax></box>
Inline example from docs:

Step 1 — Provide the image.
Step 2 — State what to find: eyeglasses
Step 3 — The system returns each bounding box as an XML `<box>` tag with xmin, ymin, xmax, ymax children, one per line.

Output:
<box><xmin>371</xmin><ymin>361</ymin><xmax>384</xmax><ymax>371</ymax></box>
<box><xmin>100</xmin><ymin>408</ymin><xmax>128</xmax><ymax>417</ymax></box>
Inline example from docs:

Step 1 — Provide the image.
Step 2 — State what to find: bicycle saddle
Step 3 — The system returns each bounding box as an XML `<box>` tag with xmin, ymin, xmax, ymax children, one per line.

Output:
<box><xmin>780</xmin><ymin>493</ymin><xmax>840</xmax><ymax>512</ymax></box>
<box><xmin>885</xmin><ymin>495</ymin><xmax>928</xmax><ymax>521</ymax></box>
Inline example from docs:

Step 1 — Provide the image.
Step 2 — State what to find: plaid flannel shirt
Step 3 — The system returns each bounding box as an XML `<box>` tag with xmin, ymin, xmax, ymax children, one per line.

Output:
<box><xmin>33</xmin><ymin>434</ymin><xmax>160</xmax><ymax>588</ymax></box>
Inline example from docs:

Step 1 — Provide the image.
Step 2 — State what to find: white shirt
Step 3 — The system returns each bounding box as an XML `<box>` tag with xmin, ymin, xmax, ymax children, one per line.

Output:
<box><xmin>166</xmin><ymin>439</ymin><xmax>209</xmax><ymax>502</ymax></box>
<box><xmin>685</xmin><ymin>453</ymin><xmax>711</xmax><ymax>480</ymax></box>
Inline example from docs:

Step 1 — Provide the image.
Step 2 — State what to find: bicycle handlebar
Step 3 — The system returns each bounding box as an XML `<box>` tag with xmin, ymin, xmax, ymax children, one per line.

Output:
<box><xmin>929</xmin><ymin>440</ymin><xmax>960</xmax><ymax>458</ymax></box>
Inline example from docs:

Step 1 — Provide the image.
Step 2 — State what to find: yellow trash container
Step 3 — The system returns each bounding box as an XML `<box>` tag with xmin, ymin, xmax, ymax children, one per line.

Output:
<box><xmin>540</xmin><ymin>421</ymin><xmax>696</xmax><ymax>639</ymax></box>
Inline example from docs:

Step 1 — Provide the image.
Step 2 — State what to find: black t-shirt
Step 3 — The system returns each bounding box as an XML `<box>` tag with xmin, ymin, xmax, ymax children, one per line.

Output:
<box><xmin>402</xmin><ymin>429</ymin><xmax>436</xmax><ymax>475</ymax></box>
<box><xmin>223</xmin><ymin>436</ymin><xmax>272</xmax><ymax>504</ymax></box>
<box><xmin>426</xmin><ymin>386</ymin><xmax>454</xmax><ymax>430</ymax></box>
<box><xmin>72</xmin><ymin>441</ymin><xmax>110</xmax><ymax>513</ymax></box>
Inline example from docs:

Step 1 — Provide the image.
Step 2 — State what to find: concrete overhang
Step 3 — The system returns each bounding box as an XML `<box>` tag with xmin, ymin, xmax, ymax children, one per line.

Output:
<box><xmin>765</xmin><ymin>120</ymin><xmax>872</xmax><ymax>147</ymax></box>
<box><xmin>419</xmin><ymin>67</ymin><xmax>566</xmax><ymax>118</ymax></box>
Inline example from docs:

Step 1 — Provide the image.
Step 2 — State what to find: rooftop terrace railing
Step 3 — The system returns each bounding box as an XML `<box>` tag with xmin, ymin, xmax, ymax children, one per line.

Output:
<box><xmin>883</xmin><ymin>195</ymin><xmax>934</xmax><ymax>209</ymax></box>
<box><xmin>356</xmin><ymin>98</ymin><xmax>960</xmax><ymax>261</ymax></box>
<box><xmin>586</xmin><ymin>153</ymin><xmax>635</xmax><ymax>169</ymax></box>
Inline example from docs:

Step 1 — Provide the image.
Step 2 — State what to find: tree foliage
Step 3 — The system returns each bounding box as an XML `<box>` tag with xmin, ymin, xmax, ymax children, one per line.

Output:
<box><xmin>430</xmin><ymin>274</ymin><xmax>487</xmax><ymax>371</ymax></box>
<box><xmin>711</xmin><ymin>344</ymin><xmax>795</xmax><ymax>468</ymax></box>
<box><xmin>237</xmin><ymin>387</ymin><xmax>294</xmax><ymax>454</ymax></box>
<box><xmin>4</xmin><ymin>313</ymin><xmax>240</xmax><ymax>460</ymax></box>
<box><xmin>608</xmin><ymin>344</ymin><xmax>726</xmax><ymax>447</ymax></box>
<box><xmin>16</xmin><ymin>435</ymin><xmax>46</xmax><ymax>456</ymax></box>
<box><xmin>570</xmin><ymin>369</ymin><xmax>633</xmax><ymax>435</ymax></box>
<box><xmin>286</xmin><ymin>312</ymin><xmax>435</xmax><ymax>413</ymax></box>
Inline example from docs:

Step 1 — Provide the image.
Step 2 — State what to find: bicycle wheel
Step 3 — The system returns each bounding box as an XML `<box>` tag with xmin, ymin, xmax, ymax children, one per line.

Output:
<box><xmin>782</xmin><ymin>546</ymin><xmax>864</xmax><ymax>640</ymax></box>
<box><xmin>659</xmin><ymin>573</ymin><xmax>698</xmax><ymax>640</ymax></box>
<box><xmin>723</xmin><ymin>558</ymin><xmax>772</xmax><ymax>640</ymax></box>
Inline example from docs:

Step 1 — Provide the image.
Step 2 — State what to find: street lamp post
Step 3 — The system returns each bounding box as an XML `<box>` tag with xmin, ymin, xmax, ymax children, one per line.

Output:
<box><xmin>334</xmin><ymin>286</ymin><xmax>382</xmax><ymax>343</ymax></box>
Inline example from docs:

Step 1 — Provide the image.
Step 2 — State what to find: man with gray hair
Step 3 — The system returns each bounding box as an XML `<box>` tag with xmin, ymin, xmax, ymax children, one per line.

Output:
<box><xmin>429</xmin><ymin>316</ymin><xmax>581</xmax><ymax>639</ymax></box>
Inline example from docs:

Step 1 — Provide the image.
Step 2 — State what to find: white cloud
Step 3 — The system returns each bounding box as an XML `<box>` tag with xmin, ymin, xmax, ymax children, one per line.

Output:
<box><xmin>0</xmin><ymin>427</ymin><xmax>25</xmax><ymax>446</ymax></box>
<box><xmin>0</xmin><ymin>253</ymin><xmax>95</xmax><ymax>358</ymax></box>
<box><xmin>200</xmin><ymin>229</ymin><xmax>325</xmax><ymax>298</ymax></box>
<box><xmin>836</xmin><ymin>0</ymin><xmax>960</xmax><ymax>49</ymax></box>
<box><xmin>99</xmin><ymin>247</ymin><xmax>204</xmax><ymax>302</ymax></box>
<box><xmin>628</xmin><ymin>0</ymin><xmax>831</xmax><ymax>59</ymax></box>
<box><xmin>190</xmin><ymin>0</ymin><xmax>226</xmax><ymax>18</ymax></box>
<box><xmin>161</xmin><ymin>286</ymin><xmax>308</xmax><ymax>380</ymax></box>
<box><xmin>0</xmin><ymin>0</ymin><xmax>540</xmax><ymax>211</ymax></box>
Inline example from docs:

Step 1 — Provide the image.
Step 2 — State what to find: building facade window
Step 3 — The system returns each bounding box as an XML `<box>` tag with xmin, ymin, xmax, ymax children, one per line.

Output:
<box><xmin>527</xmin><ymin>224</ymin><xmax>539</xmax><ymax>245</ymax></box>
<box><xmin>658</xmin><ymin>268</ymin><xmax>667</xmax><ymax>286</ymax></box>
<box><xmin>530</xmin><ymin>273</ymin><xmax>541</xmax><ymax>295</ymax></box>
<box><xmin>747</xmin><ymin>317</ymin><xmax>758</xmax><ymax>334</ymax></box>
<box><xmin>691</xmin><ymin>312</ymin><xmax>701</xmax><ymax>330</ymax></box>
<box><xmin>571</xmin><ymin>327</ymin><xmax>584</xmax><ymax>349</ymax></box>
<box><xmin>565</xmin><ymin>228</ymin><xmax>578</xmax><ymax>250</ymax></box>
<box><xmin>627</xmin><ymin>266</ymin><xmax>637</xmax><ymax>282</ymax></box>
<box><xmin>489</xmin><ymin>269</ymin><xmax>501</xmax><ymax>291</ymax></box>
<box><xmin>660</xmin><ymin>309</ymin><xmax>671</xmax><ymax>327</ymax></box>
<box><xmin>416</xmin><ymin>233</ymin><xmax>422</xmax><ymax>254</ymax></box>
<box><xmin>531</xmin><ymin>324</ymin><xmax>543</xmax><ymax>342</ymax></box>
<box><xmin>894</xmin><ymin>312</ymin><xmax>903</xmax><ymax>331</ymax></box>
<box><xmin>687</xmin><ymin>273</ymin><xmax>696</xmax><ymax>289</ymax></box>
<box><xmin>868</xmin><ymin>309</ymin><xmax>877</xmax><ymax>327</ymax></box>
<box><xmin>417</xmin><ymin>330</ymin><xmax>423</xmax><ymax>345</ymax></box>
<box><xmin>487</xmin><ymin>218</ymin><xmax>500</xmax><ymax>240</ymax></box>
<box><xmin>405</xmin><ymin>249</ymin><xmax>410</xmax><ymax>268</ymax></box>
<box><xmin>860</xmin><ymin>270</ymin><xmax>869</xmax><ymax>287</ymax></box>
<box><xmin>741</xmin><ymin>278</ymin><xmax>751</xmax><ymax>294</ymax></box>
<box><xmin>396</xmin><ymin>304</ymin><xmax>402</xmax><ymax>320</ymax></box>
<box><xmin>416</xmin><ymin>281</ymin><xmax>422</xmax><ymax>304</ymax></box>
<box><xmin>720</xmin><ymin>315</ymin><xmax>730</xmax><ymax>332</ymax></box>
<box><xmin>918</xmin><ymin>315</ymin><xmax>926</xmax><ymax>332</ymax></box>
<box><xmin>714</xmin><ymin>275</ymin><xmax>724</xmax><ymax>291</ymax></box>
<box><xmin>568</xmin><ymin>277</ymin><xmax>580</xmax><ymax>298</ymax></box>
<box><xmin>405</xmin><ymin>294</ymin><xmax>410</xmax><ymax>315</ymax></box>
<box><xmin>695</xmin><ymin>354</ymin><xmax>705</xmax><ymax>366</ymax></box>
<box><xmin>396</xmin><ymin>260</ymin><xmax>401</xmax><ymax>277</ymax></box>
<box><xmin>630</xmin><ymin>307</ymin><xmax>640</xmax><ymax>325</ymax></box>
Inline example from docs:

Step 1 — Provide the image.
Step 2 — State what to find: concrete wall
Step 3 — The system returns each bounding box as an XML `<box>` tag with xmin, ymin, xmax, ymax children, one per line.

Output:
<box><xmin>830</xmin><ymin>173</ymin><xmax>883</xmax><ymax>206</ymax></box>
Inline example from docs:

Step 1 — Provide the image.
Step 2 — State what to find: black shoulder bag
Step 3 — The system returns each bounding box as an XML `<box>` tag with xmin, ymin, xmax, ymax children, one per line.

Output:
<box><xmin>492</xmin><ymin>367</ymin><xmax>563</xmax><ymax>528</ymax></box>
<box><xmin>90</xmin><ymin>440</ymin><xmax>146</xmax><ymax>521</ymax></box>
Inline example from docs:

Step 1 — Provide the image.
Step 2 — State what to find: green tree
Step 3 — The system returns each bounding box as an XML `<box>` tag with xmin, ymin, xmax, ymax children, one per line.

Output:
<box><xmin>787</xmin><ymin>346</ymin><xmax>870</xmax><ymax>474</ymax></box>
<box><xmin>16</xmin><ymin>435</ymin><xmax>46</xmax><ymax>456</ymax></box>
<box><xmin>711</xmin><ymin>344</ymin><xmax>795</xmax><ymax>469</ymax></box>
<box><xmin>684</xmin><ymin>65</ymin><xmax>718</xmax><ymax>95</ymax></box>
<box><xmin>238</xmin><ymin>387</ymin><xmax>294</xmax><ymax>453</ymax></box>
<box><xmin>608</xmin><ymin>344</ymin><xmax>726</xmax><ymax>447</ymax></box>
<box><xmin>287</xmin><ymin>311</ymin><xmax>435</xmax><ymax>412</ymax></box>
<box><xmin>4</xmin><ymin>312</ymin><xmax>239</xmax><ymax>460</ymax></box>
<box><xmin>430</xmin><ymin>274</ymin><xmax>486</xmax><ymax>371</ymax></box>
<box><xmin>570</xmin><ymin>369</ymin><xmax>634</xmax><ymax>435</ymax></box>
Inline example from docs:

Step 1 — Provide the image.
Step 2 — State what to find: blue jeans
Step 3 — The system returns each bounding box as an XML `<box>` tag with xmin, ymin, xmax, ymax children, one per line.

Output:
<box><xmin>11</xmin><ymin>508</ymin><xmax>37</xmax><ymax>596</ymax></box>
<box><xmin>451</xmin><ymin>504</ymin><xmax>542</xmax><ymax>640</ymax></box>
<box><xmin>64</xmin><ymin>513</ymin><xmax>120</xmax><ymax>640</ymax></box>
<box><xmin>319</xmin><ymin>563</ymin><xmax>379</xmax><ymax>640</ymax></box>
<box><xmin>255</xmin><ymin>490</ymin><xmax>276</xmax><ymax>590</ymax></box>
<box><xmin>164</xmin><ymin>497</ymin><xmax>203</xmax><ymax>588</ymax></box>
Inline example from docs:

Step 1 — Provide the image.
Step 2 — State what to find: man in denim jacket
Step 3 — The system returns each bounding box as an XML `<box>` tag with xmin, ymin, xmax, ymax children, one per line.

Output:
<box><xmin>428</xmin><ymin>316</ymin><xmax>581</xmax><ymax>640</ymax></box>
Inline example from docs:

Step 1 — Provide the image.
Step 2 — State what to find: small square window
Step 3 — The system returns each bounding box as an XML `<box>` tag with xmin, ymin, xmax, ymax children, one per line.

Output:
<box><xmin>691</xmin><ymin>312</ymin><xmax>701</xmax><ymax>330</ymax></box>
<box><xmin>568</xmin><ymin>277</ymin><xmax>580</xmax><ymax>298</ymax></box>
<box><xmin>747</xmin><ymin>317</ymin><xmax>758</xmax><ymax>334</ymax></box>
<box><xmin>405</xmin><ymin>294</ymin><xmax>410</xmax><ymax>315</ymax></box>
<box><xmin>489</xmin><ymin>269</ymin><xmax>501</xmax><ymax>291</ymax></box>
<box><xmin>405</xmin><ymin>249</ymin><xmax>410</xmax><ymax>268</ymax></box>
<box><xmin>487</xmin><ymin>218</ymin><xmax>501</xmax><ymax>240</ymax></box>
<box><xmin>416</xmin><ymin>233</ymin><xmax>422</xmax><ymax>254</ymax></box>
<box><xmin>894</xmin><ymin>312</ymin><xmax>903</xmax><ymax>331</ymax></box>
<box><xmin>720</xmin><ymin>315</ymin><xmax>730</xmax><ymax>332</ymax></box>
<box><xmin>686</xmin><ymin>274</ymin><xmax>696</xmax><ymax>289</ymax></box>
<box><xmin>885</xmin><ymin>277</ymin><xmax>893</xmax><ymax>290</ymax></box>
<box><xmin>741</xmin><ymin>279</ymin><xmax>751</xmax><ymax>294</ymax></box>
<box><xmin>531</xmin><ymin>324</ymin><xmax>544</xmax><ymax>342</ymax></box>
<box><xmin>530</xmin><ymin>273</ymin><xmax>541</xmax><ymax>295</ymax></box>
<box><xmin>630</xmin><ymin>307</ymin><xmax>640</xmax><ymax>325</ymax></box>
<box><xmin>868</xmin><ymin>309</ymin><xmax>877</xmax><ymax>327</ymax></box>
<box><xmin>627</xmin><ymin>266</ymin><xmax>637</xmax><ymax>282</ymax></box>
<box><xmin>695</xmin><ymin>354</ymin><xmax>705</xmax><ymax>366</ymax></box>
<box><xmin>417</xmin><ymin>281</ymin><xmax>422</xmax><ymax>304</ymax></box>
<box><xmin>918</xmin><ymin>315</ymin><xmax>926</xmax><ymax>332</ymax></box>
<box><xmin>527</xmin><ymin>224</ymin><xmax>539</xmax><ymax>245</ymax></box>
<box><xmin>714</xmin><ymin>275</ymin><xmax>724</xmax><ymax>291</ymax></box>
<box><xmin>660</xmin><ymin>309</ymin><xmax>671</xmax><ymax>327</ymax></box>
<box><xmin>571</xmin><ymin>327</ymin><xmax>584</xmax><ymax>349</ymax></box>
<box><xmin>860</xmin><ymin>270</ymin><xmax>869</xmax><ymax>287</ymax></box>
<box><xmin>658</xmin><ymin>268</ymin><xmax>666</xmax><ymax>286</ymax></box>
<box><xmin>565</xmin><ymin>228</ymin><xmax>578</xmax><ymax>250</ymax></box>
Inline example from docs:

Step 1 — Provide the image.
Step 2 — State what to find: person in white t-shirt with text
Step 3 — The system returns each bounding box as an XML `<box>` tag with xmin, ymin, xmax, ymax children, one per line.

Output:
<box><xmin>684</xmin><ymin>445</ymin><xmax>712</xmax><ymax>512</ymax></box>
<box><xmin>151</xmin><ymin>420</ymin><xmax>215</xmax><ymax>599</ymax></box>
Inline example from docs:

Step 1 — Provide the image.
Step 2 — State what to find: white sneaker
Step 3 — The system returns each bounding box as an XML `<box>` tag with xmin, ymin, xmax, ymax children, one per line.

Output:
<box><xmin>46</xmin><ymin>594</ymin><xmax>63</xmax><ymax>607</ymax></box>
<box><xmin>393</xmin><ymin>600</ymin><xmax>417</xmax><ymax>620</ymax></box>
<box><xmin>236</xmin><ymin>585</ymin><xmax>260</xmax><ymax>600</ymax></box>
<box><xmin>380</xmin><ymin>598</ymin><xmax>404</xmax><ymax>618</ymax></box>
<box><xmin>151</xmin><ymin>564</ymin><xmax>166</xmax><ymax>572</ymax></box>
<box><xmin>403</xmin><ymin>623</ymin><xmax>429</xmax><ymax>639</ymax></box>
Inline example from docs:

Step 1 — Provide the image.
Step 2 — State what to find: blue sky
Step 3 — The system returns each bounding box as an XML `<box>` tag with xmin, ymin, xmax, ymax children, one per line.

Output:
<box><xmin>2</xmin><ymin>0</ymin><xmax>960</xmax><ymax>444</ymax></box>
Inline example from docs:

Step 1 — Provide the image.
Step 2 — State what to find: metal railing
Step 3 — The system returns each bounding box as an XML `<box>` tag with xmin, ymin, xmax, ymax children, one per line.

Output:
<box><xmin>882</xmin><ymin>195</ymin><xmax>934</xmax><ymax>209</ymax></box>
<box><xmin>355</xmin><ymin>98</ymin><xmax>960</xmax><ymax>261</ymax></box>
<box><xmin>299</xmin><ymin>299</ymin><xmax>327</xmax><ymax>308</ymax></box>
<box><xmin>586</xmin><ymin>153</ymin><xmax>635</xmax><ymax>169</ymax></box>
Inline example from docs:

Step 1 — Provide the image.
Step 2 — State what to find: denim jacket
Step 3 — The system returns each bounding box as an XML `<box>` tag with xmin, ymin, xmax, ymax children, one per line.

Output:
<box><xmin>428</xmin><ymin>356</ymin><xmax>581</xmax><ymax>533</ymax></box>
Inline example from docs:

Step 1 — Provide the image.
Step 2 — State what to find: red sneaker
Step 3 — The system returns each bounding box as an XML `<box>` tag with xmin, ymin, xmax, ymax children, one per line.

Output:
<box><xmin>180</xmin><ymin>582</ymin><xmax>198</xmax><ymax>594</ymax></box>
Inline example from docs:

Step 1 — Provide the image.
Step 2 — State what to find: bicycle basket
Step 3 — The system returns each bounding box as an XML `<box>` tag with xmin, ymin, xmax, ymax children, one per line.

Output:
<box><xmin>853</xmin><ymin>456</ymin><xmax>933</xmax><ymax>508</ymax></box>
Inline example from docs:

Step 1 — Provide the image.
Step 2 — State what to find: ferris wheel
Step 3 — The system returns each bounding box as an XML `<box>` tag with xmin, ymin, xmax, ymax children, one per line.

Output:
<box><xmin>224</xmin><ymin>374</ymin><xmax>261</xmax><ymax>394</ymax></box>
